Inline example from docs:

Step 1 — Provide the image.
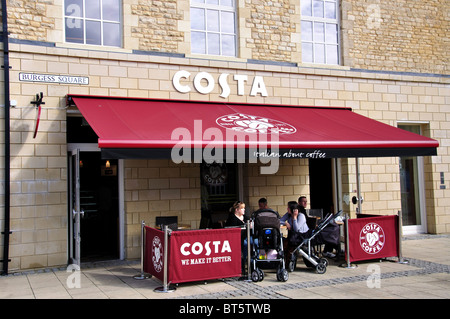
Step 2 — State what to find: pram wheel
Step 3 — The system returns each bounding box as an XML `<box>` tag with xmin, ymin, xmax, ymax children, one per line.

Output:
<box><xmin>315</xmin><ymin>261</ymin><xmax>327</xmax><ymax>274</ymax></box>
<box><xmin>251</xmin><ymin>269</ymin><xmax>264</xmax><ymax>282</ymax></box>
<box><xmin>319</xmin><ymin>257</ymin><xmax>328</xmax><ymax>267</ymax></box>
<box><xmin>276</xmin><ymin>268</ymin><xmax>289</xmax><ymax>282</ymax></box>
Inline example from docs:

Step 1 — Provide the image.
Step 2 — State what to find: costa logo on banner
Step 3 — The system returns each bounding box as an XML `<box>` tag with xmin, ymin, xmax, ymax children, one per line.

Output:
<box><xmin>152</xmin><ymin>235</ymin><xmax>163</xmax><ymax>273</ymax></box>
<box><xmin>143</xmin><ymin>227</ymin><xmax>165</xmax><ymax>281</ymax></box>
<box><xmin>359</xmin><ymin>222</ymin><xmax>385</xmax><ymax>254</ymax></box>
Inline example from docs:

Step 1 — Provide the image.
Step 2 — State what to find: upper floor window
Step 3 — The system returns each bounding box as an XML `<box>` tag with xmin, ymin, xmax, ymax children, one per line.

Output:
<box><xmin>190</xmin><ymin>0</ymin><xmax>237</xmax><ymax>57</ymax></box>
<box><xmin>64</xmin><ymin>0</ymin><xmax>122</xmax><ymax>47</ymax></box>
<box><xmin>301</xmin><ymin>0</ymin><xmax>340</xmax><ymax>65</ymax></box>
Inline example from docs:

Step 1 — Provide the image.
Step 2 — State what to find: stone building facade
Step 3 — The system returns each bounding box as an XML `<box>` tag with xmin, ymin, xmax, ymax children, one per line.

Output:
<box><xmin>0</xmin><ymin>0</ymin><xmax>448</xmax><ymax>272</ymax></box>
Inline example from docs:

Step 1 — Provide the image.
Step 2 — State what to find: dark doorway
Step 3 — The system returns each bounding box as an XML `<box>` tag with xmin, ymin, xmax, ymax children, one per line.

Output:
<box><xmin>79</xmin><ymin>152</ymin><xmax>119</xmax><ymax>261</ymax></box>
<box><xmin>200</xmin><ymin>162</ymin><xmax>238</xmax><ymax>228</ymax></box>
<box><xmin>309</xmin><ymin>158</ymin><xmax>334</xmax><ymax>215</ymax></box>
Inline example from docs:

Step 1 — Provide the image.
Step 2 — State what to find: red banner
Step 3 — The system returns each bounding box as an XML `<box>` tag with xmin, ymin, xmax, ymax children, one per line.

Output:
<box><xmin>347</xmin><ymin>215</ymin><xmax>399</xmax><ymax>263</ymax></box>
<box><xmin>143</xmin><ymin>226</ymin><xmax>166</xmax><ymax>281</ymax></box>
<box><xmin>169</xmin><ymin>228</ymin><xmax>242</xmax><ymax>284</ymax></box>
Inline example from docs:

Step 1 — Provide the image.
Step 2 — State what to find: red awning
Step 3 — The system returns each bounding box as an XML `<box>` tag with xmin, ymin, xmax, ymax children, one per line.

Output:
<box><xmin>67</xmin><ymin>95</ymin><xmax>438</xmax><ymax>159</ymax></box>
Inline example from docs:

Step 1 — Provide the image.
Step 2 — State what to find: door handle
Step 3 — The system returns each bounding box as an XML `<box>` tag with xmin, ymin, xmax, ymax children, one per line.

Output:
<box><xmin>73</xmin><ymin>209</ymin><xmax>85</xmax><ymax>219</ymax></box>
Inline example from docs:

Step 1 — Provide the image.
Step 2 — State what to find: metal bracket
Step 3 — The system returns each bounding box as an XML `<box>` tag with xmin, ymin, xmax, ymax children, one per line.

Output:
<box><xmin>31</xmin><ymin>92</ymin><xmax>45</xmax><ymax>108</ymax></box>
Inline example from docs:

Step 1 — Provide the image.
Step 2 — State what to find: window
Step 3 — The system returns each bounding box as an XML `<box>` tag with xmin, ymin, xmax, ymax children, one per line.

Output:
<box><xmin>64</xmin><ymin>0</ymin><xmax>122</xmax><ymax>47</ymax></box>
<box><xmin>301</xmin><ymin>0</ymin><xmax>339</xmax><ymax>65</ymax></box>
<box><xmin>190</xmin><ymin>0</ymin><xmax>237</xmax><ymax>57</ymax></box>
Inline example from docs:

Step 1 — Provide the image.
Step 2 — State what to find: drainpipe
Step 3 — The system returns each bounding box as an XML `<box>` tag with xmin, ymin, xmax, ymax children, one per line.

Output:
<box><xmin>1</xmin><ymin>0</ymin><xmax>11</xmax><ymax>275</ymax></box>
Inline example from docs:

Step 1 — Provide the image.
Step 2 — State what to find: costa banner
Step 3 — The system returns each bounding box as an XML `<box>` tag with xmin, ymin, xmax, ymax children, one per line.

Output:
<box><xmin>169</xmin><ymin>228</ymin><xmax>242</xmax><ymax>283</ymax></box>
<box><xmin>143</xmin><ymin>226</ymin><xmax>165</xmax><ymax>281</ymax></box>
<box><xmin>347</xmin><ymin>215</ymin><xmax>399</xmax><ymax>263</ymax></box>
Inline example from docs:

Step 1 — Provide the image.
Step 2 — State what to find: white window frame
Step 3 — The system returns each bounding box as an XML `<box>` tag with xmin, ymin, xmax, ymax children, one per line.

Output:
<box><xmin>301</xmin><ymin>0</ymin><xmax>341</xmax><ymax>65</ymax></box>
<box><xmin>190</xmin><ymin>0</ymin><xmax>238</xmax><ymax>57</ymax></box>
<box><xmin>64</xmin><ymin>0</ymin><xmax>123</xmax><ymax>47</ymax></box>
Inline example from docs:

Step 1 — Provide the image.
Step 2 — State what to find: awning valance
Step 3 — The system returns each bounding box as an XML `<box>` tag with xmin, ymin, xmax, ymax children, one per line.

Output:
<box><xmin>67</xmin><ymin>95</ymin><xmax>438</xmax><ymax>160</ymax></box>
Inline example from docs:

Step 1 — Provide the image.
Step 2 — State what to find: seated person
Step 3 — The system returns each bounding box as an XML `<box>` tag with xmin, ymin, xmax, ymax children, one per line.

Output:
<box><xmin>280</xmin><ymin>201</ymin><xmax>298</xmax><ymax>229</ymax></box>
<box><xmin>225</xmin><ymin>201</ymin><xmax>251</xmax><ymax>275</ymax></box>
<box><xmin>252</xmin><ymin>197</ymin><xmax>280</xmax><ymax>219</ymax></box>
<box><xmin>225</xmin><ymin>201</ymin><xmax>248</xmax><ymax>229</ymax></box>
<box><xmin>281</xmin><ymin>202</ymin><xmax>311</xmax><ymax>257</ymax></box>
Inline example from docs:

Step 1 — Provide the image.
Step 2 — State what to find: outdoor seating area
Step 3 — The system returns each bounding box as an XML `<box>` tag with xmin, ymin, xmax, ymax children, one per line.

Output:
<box><xmin>1</xmin><ymin>234</ymin><xmax>448</xmax><ymax>300</ymax></box>
<box><xmin>141</xmin><ymin>206</ymin><xmax>404</xmax><ymax>292</ymax></box>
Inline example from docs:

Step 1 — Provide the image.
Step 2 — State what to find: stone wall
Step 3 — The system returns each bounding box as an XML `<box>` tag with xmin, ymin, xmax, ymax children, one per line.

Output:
<box><xmin>3</xmin><ymin>0</ymin><xmax>448</xmax><ymax>74</ymax></box>
<box><xmin>130</xmin><ymin>0</ymin><xmax>184</xmax><ymax>53</ymax></box>
<box><xmin>342</xmin><ymin>0</ymin><xmax>449</xmax><ymax>74</ymax></box>
<box><xmin>6</xmin><ymin>0</ymin><xmax>55</xmax><ymax>42</ymax></box>
<box><xmin>244</xmin><ymin>0</ymin><xmax>300</xmax><ymax>63</ymax></box>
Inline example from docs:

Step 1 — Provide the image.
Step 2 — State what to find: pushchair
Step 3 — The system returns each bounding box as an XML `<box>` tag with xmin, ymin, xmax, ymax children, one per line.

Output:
<box><xmin>287</xmin><ymin>210</ymin><xmax>343</xmax><ymax>274</ymax></box>
<box><xmin>250</xmin><ymin>209</ymin><xmax>289</xmax><ymax>282</ymax></box>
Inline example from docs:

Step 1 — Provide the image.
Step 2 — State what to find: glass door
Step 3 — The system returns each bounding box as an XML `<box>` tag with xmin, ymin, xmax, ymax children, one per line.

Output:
<box><xmin>398</xmin><ymin>125</ymin><xmax>427</xmax><ymax>234</ymax></box>
<box><xmin>68</xmin><ymin>149</ymin><xmax>82</xmax><ymax>266</ymax></box>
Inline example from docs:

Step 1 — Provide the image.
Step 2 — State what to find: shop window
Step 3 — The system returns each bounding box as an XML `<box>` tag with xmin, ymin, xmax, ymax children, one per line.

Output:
<box><xmin>64</xmin><ymin>0</ymin><xmax>122</xmax><ymax>47</ymax></box>
<box><xmin>190</xmin><ymin>0</ymin><xmax>237</xmax><ymax>57</ymax></box>
<box><xmin>301</xmin><ymin>0</ymin><xmax>340</xmax><ymax>65</ymax></box>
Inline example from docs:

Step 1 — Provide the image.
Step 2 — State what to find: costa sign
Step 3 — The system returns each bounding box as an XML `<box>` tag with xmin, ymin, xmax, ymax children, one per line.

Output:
<box><xmin>180</xmin><ymin>240</ymin><xmax>232</xmax><ymax>257</ymax></box>
<box><xmin>346</xmin><ymin>215</ymin><xmax>399</xmax><ymax>263</ymax></box>
<box><xmin>359</xmin><ymin>222</ymin><xmax>385</xmax><ymax>254</ymax></box>
<box><xmin>172</xmin><ymin>70</ymin><xmax>268</xmax><ymax>98</ymax></box>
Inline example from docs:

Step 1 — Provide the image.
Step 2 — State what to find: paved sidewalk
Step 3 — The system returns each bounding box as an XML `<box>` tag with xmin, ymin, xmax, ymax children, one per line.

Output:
<box><xmin>1</xmin><ymin>234</ymin><xmax>449</xmax><ymax>300</ymax></box>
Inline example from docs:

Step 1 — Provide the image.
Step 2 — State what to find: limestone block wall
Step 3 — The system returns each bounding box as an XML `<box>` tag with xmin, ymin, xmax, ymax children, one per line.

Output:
<box><xmin>342</xmin><ymin>0</ymin><xmax>449</xmax><ymax>74</ymax></box>
<box><xmin>4</xmin><ymin>1</ymin><xmax>448</xmax><ymax>74</ymax></box>
<box><xmin>245</xmin><ymin>159</ymin><xmax>310</xmax><ymax>214</ymax></box>
<box><xmin>124</xmin><ymin>159</ymin><xmax>200</xmax><ymax>259</ymax></box>
<box><xmin>243</xmin><ymin>0</ymin><xmax>300</xmax><ymax>63</ymax></box>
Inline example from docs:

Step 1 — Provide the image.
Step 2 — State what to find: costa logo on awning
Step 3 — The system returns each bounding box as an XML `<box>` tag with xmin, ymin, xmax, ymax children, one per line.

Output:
<box><xmin>216</xmin><ymin>113</ymin><xmax>297</xmax><ymax>135</ymax></box>
<box><xmin>359</xmin><ymin>222</ymin><xmax>385</xmax><ymax>254</ymax></box>
<box><xmin>172</xmin><ymin>70</ymin><xmax>268</xmax><ymax>98</ymax></box>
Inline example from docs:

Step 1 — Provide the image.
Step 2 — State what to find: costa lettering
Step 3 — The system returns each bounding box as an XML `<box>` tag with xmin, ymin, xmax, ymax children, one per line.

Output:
<box><xmin>180</xmin><ymin>240</ymin><xmax>232</xmax><ymax>256</ymax></box>
<box><xmin>172</xmin><ymin>70</ymin><xmax>268</xmax><ymax>98</ymax></box>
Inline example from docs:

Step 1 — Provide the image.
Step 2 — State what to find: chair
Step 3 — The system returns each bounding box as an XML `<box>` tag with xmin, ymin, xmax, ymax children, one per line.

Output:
<box><xmin>307</xmin><ymin>209</ymin><xmax>323</xmax><ymax>219</ymax></box>
<box><xmin>156</xmin><ymin>216</ymin><xmax>178</xmax><ymax>231</ymax></box>
<box><xmin>210</xmin><ymin>212</ymin><xmax>229</xmax><ymax>228</ymax></box>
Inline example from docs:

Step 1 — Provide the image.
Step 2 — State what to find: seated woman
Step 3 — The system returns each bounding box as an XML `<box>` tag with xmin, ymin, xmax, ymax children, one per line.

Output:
<box><xmin>281</xmin><ymin>202</ymin><xmax>309</xmax><ymax>233</ymax></box>
<box><xmin>225</xmin><ymin>201</ymin><xmax>251</xmax><ymax>275</ymax></box>
<box><xmin>282</xmin><ymin>202</ymin><xmax>311</xmax><ymax>256</ymax></box>
<box><xmin>225</xmin><ymin>201</ymin><xmax>248</xmax><ymax>228</ymax></box>
<box><xmin>280</xmin><ymin>201</ymin><xmax>298</xmax><ymax>229</ymax></box>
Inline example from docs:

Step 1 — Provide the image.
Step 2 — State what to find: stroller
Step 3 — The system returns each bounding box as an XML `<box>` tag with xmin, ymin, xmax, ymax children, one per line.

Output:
<box><xmin>250</xmin><ymin>209</ymin><xmax>289</xmax><ymax>282</ymax></box>
<box><xmin>287</xmin><ymin>210</ymin><xmax>343</xmax><ymax>274</ymax></box>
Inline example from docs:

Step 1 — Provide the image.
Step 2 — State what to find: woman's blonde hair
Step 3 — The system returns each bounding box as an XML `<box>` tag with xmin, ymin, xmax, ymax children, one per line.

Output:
<box><xmin>229</xmin><ymin>201</ymin><xmax>245</xmax><ymax>213</ymax></box>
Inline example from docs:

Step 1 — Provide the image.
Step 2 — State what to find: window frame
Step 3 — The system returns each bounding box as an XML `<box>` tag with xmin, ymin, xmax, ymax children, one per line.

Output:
<box><xmin>64</xmin><ymin>0</ymin><xmax>123</xmax><ymax>47</ymax></box>
<box><xmin>190</xmin><ymin>0</ymin><xmax>238</xmax><ymax>57</ymax></box>
<box><xmin>301</xmin><ymin>0</ymin><xmax>341</xmax><ymax>65</ymax></box>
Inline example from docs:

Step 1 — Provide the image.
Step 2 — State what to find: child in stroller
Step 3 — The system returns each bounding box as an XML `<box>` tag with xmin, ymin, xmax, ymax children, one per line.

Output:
<box><xmin>250</xmin><ymin>208</ymin><xmax>289</xmax><ymax>282</ymax></box>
